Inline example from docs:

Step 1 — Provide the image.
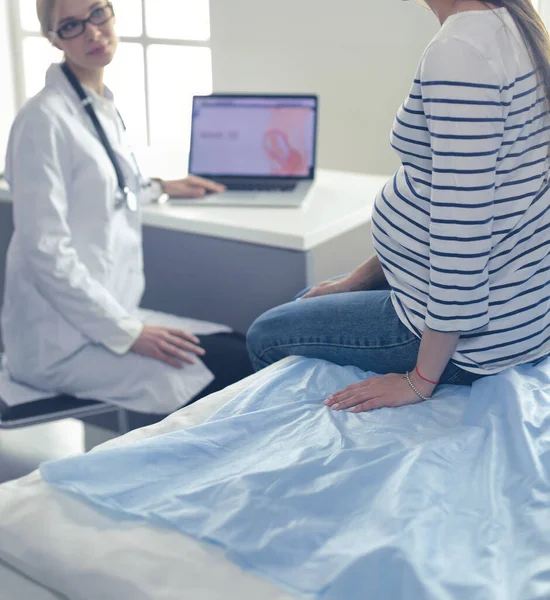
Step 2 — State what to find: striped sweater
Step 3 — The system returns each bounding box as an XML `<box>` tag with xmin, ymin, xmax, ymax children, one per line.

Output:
<box><xmin>372</xmin><ymin>7</ymin><xmax>550</xmax><ymax>374</ymax></box>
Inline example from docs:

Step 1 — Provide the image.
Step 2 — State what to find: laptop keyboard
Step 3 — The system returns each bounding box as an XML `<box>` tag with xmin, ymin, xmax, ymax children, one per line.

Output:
<box><xmin>225</xmin><ymin>181</ymin><xmax>297</xmax><ymax>192</ymax></box>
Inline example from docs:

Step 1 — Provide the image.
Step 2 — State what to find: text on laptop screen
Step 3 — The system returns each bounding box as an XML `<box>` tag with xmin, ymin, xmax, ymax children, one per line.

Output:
<box><xmin>189</xmin><ymin>97</ymin><xmax>317</xmax><ymax>178</ymax></box>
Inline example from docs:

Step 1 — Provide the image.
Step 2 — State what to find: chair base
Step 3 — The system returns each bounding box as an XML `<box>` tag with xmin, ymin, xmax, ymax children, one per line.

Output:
<box><xmin>0</xmin><ymin>395</ymin><xmax>129</xmax><ymax>434</ymax></box>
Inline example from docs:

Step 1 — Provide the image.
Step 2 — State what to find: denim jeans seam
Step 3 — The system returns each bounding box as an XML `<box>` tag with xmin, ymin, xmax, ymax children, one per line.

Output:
<box><xmin>257</xmin><ymin>337</ymin><xmax>419</xmax><ymax>361</ymax></box>
<box><xmin>446</xmin><ymin>365</ymin><xmax>478</xmax><ymax>385</ymax></box>
<box><xmin>250</xmin><ymin>352</ymin><xmax>272</xmax><ymax>369</ymax></box>
<box><xmin>445</xmin><ymin>368</ymin><xmax>462</xmax><ymax>384</ymax></box>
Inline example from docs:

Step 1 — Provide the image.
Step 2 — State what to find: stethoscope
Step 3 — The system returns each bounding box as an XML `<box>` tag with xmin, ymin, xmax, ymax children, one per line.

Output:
<box><xmin>61</xmin><ymin>61</ymin><xmax>141</xmax><ymax>211</ymax></box>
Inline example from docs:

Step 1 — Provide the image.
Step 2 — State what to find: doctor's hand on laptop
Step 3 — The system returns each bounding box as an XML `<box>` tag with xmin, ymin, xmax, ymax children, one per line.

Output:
<box><xmin>161</xmin><ymin>175</ymin><xmax>225</xmax><ymax>199</ymax></box>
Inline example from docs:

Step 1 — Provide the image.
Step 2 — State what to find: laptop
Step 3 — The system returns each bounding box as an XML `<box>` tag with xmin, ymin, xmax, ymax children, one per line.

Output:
<box><xmin>177</xmin><ymin>93</ymin><xmax>318</xmax><ymax>208</ymax></box>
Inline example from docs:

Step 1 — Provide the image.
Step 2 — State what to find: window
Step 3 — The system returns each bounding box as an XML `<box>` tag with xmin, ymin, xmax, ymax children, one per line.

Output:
<box><xmin>0</xmin><ymin>0</ymin><xmax>16</xmax><ymax>175</ymax></box>
<box><xmin>4</xmin><ymin>0</ymin><xmax>213</xmax><ymax>178</ymax></box>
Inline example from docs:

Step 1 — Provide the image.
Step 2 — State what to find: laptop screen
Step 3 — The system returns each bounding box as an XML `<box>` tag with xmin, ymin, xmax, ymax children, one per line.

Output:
<box><xmin>189</xmin><ymin>95</ymin><xmax>318</xmax><ymax>179</ymax></box>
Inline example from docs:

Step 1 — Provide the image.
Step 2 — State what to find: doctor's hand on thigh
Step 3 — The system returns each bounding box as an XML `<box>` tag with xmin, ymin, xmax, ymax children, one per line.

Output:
<box><xmin>131</xmin><ymin>325</ymin><xmax>206</xmax><ymax>369</ymax></box>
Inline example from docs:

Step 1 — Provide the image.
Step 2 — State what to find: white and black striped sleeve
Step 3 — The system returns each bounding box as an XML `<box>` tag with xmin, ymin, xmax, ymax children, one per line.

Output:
<box><xmin>420</xmin><ymin>38</ymin><xmax>505</xmax><ymax>333</ymax></box>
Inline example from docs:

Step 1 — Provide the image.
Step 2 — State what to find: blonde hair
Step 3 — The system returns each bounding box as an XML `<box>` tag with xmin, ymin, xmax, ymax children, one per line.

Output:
<box><xmin>36</xmin><ymin>0</ymin><xmax>61</xmax><ymax>39</ymax></box>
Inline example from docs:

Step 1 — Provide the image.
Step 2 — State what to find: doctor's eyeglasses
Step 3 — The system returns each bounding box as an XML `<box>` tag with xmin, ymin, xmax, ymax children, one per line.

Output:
<box><xmin>54</xmin><ymin>3</ymin><xmax>115</xmax><ymax>40</ymax></box>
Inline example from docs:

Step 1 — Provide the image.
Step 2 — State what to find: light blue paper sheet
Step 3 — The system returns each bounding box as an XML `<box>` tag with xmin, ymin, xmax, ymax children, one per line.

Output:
<box><xmin>40</xmin><ymin>357</ymin><xmax>550</xmax><ymax>599</ymax></box>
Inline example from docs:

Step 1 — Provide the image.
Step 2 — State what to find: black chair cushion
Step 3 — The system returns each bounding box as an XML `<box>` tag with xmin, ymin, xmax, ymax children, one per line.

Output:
<box><xmin>0</xmin><ymin>395</ymin><xmax>103</xmax><ymax>422</ymax></box>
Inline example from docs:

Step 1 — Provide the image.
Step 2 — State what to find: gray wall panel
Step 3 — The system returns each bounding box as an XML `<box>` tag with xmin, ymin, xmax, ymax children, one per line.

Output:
<box><xmin>141</xmin><ymin>226</ymin><xmax>307</xmax><ymax>333</ymax></box>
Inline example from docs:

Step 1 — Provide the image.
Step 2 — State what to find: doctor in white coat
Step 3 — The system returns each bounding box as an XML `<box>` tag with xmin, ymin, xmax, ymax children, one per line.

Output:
<box><xmin>1</xmin><ymin>0</ymin><xmax>252</xmax><ymax>414</ymax></box>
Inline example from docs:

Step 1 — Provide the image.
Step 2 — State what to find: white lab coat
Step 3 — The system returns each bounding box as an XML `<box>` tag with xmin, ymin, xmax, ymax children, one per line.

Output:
<box><xmin>0</xmin><ymin>63</ymin><xmax>223</xmax><ymax>413</ymax></box>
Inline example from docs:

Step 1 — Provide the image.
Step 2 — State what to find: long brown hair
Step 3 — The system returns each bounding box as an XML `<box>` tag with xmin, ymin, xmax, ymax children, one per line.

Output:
<box><xmin>487</xmin><ymin>1</ymin><xmax>550</xmax><ymax>105</ymax></box>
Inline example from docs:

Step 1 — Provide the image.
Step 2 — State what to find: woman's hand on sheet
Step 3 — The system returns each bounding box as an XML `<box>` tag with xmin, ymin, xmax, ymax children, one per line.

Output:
<box><xmin>161</xmin><ymin>175</ymin><xmax>226</xmax><ymax>198</ymax></box>
<box><xmin>323</xmin><ymin>372</ymin><xmax>435</xmax><ymax>413</ymax></box>
<box><xmin>130</xmin><ymin>325</ymin><xmax>206</xmax><ymax>369</ymax></box>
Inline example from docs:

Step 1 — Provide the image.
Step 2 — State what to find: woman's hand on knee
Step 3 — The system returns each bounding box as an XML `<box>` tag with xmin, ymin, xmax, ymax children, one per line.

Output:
<box><xmin>300</xmin><ymin>275</ymin><xmax>363</xmax><ymax>300</ymax></box>
<box><xmin>130</xmin><ymin>325</ymin><xmax>206</xmax><ymax>368</ymax></box>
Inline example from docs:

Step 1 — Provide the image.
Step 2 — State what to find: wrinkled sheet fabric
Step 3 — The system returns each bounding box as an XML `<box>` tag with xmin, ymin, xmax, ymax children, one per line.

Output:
<box><xmin>41</xmin><ymin>357</ymin><xmax>550</xmax><ymax>600</ymax></box>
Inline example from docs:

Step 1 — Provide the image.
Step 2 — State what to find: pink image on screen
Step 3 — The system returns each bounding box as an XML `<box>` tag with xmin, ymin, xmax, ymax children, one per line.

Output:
<box><xmin>263</xmin><ymin>108</ymin><xmax>311</xmax><ymax>176</ymax></box>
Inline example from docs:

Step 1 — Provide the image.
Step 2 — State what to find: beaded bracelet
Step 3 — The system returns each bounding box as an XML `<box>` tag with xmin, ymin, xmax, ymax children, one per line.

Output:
<box><xmin>404</xmin><ymin>372</ymin><xmax>431</xmax><ymax>402</ymax></box>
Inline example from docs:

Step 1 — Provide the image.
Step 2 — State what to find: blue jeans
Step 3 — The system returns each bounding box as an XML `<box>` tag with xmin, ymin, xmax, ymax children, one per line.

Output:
<box><xmin>247</xmin><ymin>289</ymin><xmax>483</xmax><ymax>386</ymax></box>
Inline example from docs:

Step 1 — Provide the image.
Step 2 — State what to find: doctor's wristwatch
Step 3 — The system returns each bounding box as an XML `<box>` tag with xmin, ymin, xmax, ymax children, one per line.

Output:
<box><xmin>148</xmin><ymin>178</ymin><xmax>170</xmax><ymax>205</ymax></box>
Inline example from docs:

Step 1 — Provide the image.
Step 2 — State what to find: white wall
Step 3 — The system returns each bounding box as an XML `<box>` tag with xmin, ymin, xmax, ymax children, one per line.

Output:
<box><xmin>0</xmin><ymin>0</ymin><xmax>16</xmax><ymax>175</ymax></box>
<box><xmin>209</xmin><ymin>0</ymin><xmax>437</xmax><ymax>176</ymax></box>
<box><xmin>539</xmin><ymin>0</ymin><xmax>550</xmax><ymax>24</ymax></box>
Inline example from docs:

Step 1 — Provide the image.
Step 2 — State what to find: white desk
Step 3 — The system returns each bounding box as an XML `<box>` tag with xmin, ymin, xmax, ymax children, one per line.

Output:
<box><xmin>139</xmin><ymin>170</ymin><xmax>386</xmax><ymax>251</ymax></box>
<box><xmin>0</xmin><ymin>170</ymin><xmax>388</xmax><ymax>332</ymax></box>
